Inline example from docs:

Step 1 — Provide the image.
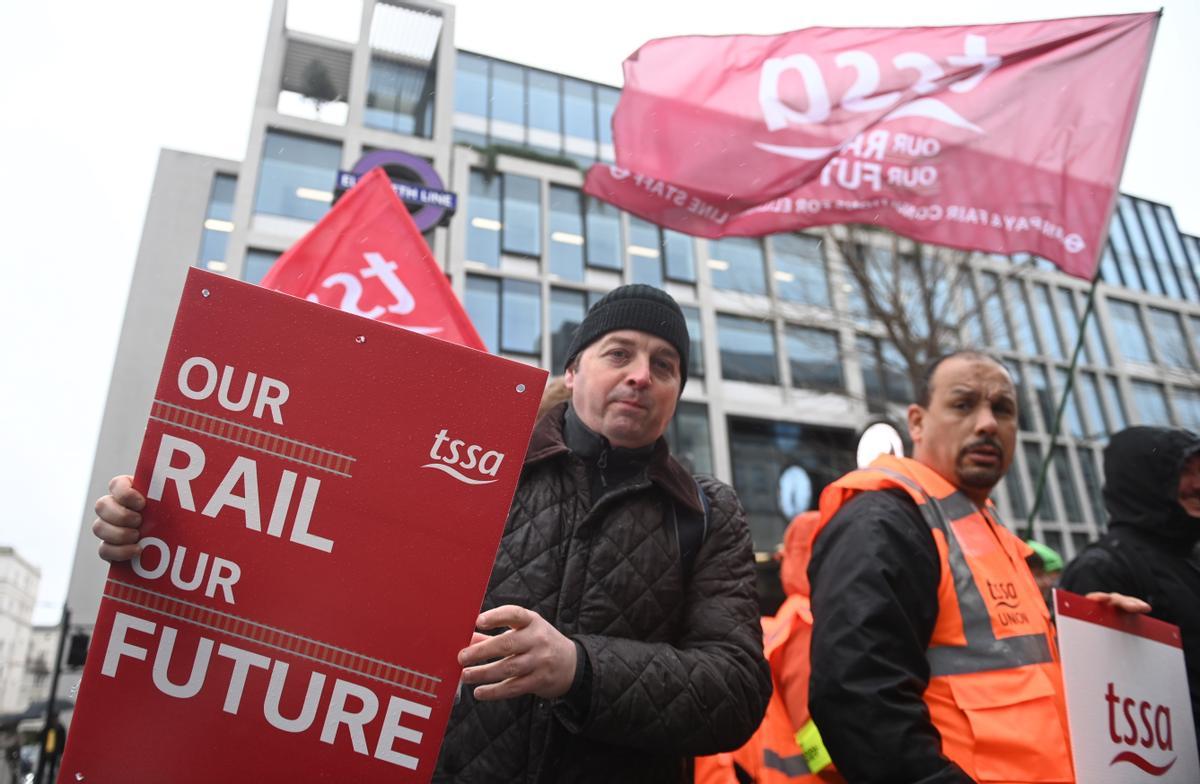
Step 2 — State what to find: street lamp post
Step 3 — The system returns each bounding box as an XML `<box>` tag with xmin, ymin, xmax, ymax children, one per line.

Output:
<box><xmin>33</xmin><ymin>606</ymin><xmax>69</xmax><ymax>784</ymax></box>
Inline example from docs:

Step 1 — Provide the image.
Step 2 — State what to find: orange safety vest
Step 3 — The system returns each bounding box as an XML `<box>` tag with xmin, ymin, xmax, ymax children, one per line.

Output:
<box><xmin>694</xmin><ymin>597</ymin><xmax>842</xmax><ymax>783</ymax></box>
<box><xmin>814</xmin><ymin>455</ymin><xmax>1074</xmax><ymax>784</ymax></box>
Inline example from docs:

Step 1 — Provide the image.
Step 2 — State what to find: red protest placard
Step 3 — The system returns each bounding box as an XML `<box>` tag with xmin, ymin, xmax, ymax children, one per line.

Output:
<box><xmin>1055</xmin><ymin>589</ymin><xmax>1200</xmax><ymax>783</ymax></box>
<box><xmin>60</xmin><ymin>268</ymin><xmax>546</xmax><ymax>783</ymax></box>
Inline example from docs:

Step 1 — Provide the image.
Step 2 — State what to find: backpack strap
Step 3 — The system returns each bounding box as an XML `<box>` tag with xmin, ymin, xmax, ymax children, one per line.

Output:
<box><xmin>674</xmin><ymin>476</ymin><xmax>711</xmax><ymax>581</ymax></box>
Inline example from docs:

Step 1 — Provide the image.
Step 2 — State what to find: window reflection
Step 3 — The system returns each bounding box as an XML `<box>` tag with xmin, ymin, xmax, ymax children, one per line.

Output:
<box><xmin>1053</xmin><ymin>368</ymin><xmax>1086</xmax><ymax>438</ymax></box>
<box><xmin>549</xmin><ymin>288</ymin><xmax>586</xmax><ymax>371</ymax></box>
<box><xmin>1031</xmin><ymin>365</ymin><xmax>1055</xmax><ymax>431</ymax></box>
<box><xmin>548</xmin><ymin>186</ymin><xmax>584</xmax><ymax>281</ymax></box>
<box><xmin>585</xmin><ymin>197</ymin><xmax>621</xmax><ymax>270</ymax></box>
<box><xmin>490</xmin><ymin>61</ymin><xmax>525</xmax><ymax>142</ymax></box>
<box><xmin>1135</xmin><ymin>199</ymin><xmax>1181</xmax><ymax>299</ymax></box>
<box><xmin>465</xmin><ymin>276</ymin><xmax>500</xmax><ymax>352</ymax></box>
<box><xmin>1156</xmin><ymin>204</ymin><xmax>1200</xmax><ymax>300</ymax></box>
<box><xmin>663</xmin><ymin>230</ymin><xmax>696</xmax><ymax>283</ymax></box>
<box><xmin>197</xmin><ymin>174</ymin><xmax>236</xmax><ymax>273</ymax></box>
<box><xmin>501</xmin><ymin>279</ymin><xmax>542</xmax><ymax>355</ymax></box>
<box><xmin>1104</xmin><ymin>377</ymin><xmax>1128</xmax><ymax>431</ymax></box>
<box><xmin>501</xmin><ymin>174</ymin><xmax>541</xmax><ymax>257</ymax></box>
<box><xmin>1131</xmin><ymin>380</ymin><xmax>1171</xmax><ymax>425</ymax></box>
<box><xmin>1108</xmin><ymin>210</ymin><xmax>1145</xmax><ymax>292</ymax></box>
<box><xmin>454</xmin><ymin>52</ymin><xmax>489</xmax><ymax>116</ymax></box>
<box><xmin>786</xmin><ymin>326</ymin><xmax>842</xmax><ymax>392</ymax></box>
<box><xmin>718</xmin><ymin>314</ymin><xmax>778</xmax><ymax>384</ymax></box>
<box><xmin>879</xmin><ymin>341</ymin><xmax>912</xmax><ymax>404</ymax></box>
<box><xmin>596</xmin><ymin>87</ymin><xmax>620</xmax><ymax>160</ymax></box>
<box><xmin>1078</xmin><ymin>448</ymin><xmax>1105</xmax><ymax>527</ymax></box>
<box><xmin>979</xmin><ymin>272</ymin><xmax>1012</xmax><ymax>350</ymax></box>
<box><xmin>464</xmin><ymin>275</ymin><xmax>543</xmax><ymax>356</ymax></box>
<box><xmin>366</xmin><ymin>58</ymin><xmax>436</xmax><ymax>137</ymax></box>
<box><xmin>1053</xmin><ymin>447</ymin><xmax>1084</xmax><ymax>523</ymax></box>
<box><xmin>243</xmin><ymin>249</ymin><xmax>280</xmax><ymax>285</ymax></box>
<box><xmin>1148</xmin><ymin>308</ymin><xmax>1192</xmax><ymax>369</ymax></box>
<box><xmin>727</xmin><ymin>416</ymin><xmax>857</xmax><ymax>551</ymax></box>
<box><xmin>1007</xmin><ymin>362</ymin><xmax>1036</xmax><ymax>433</ymax></box>
<box><xmin>1033</xmin><ymin>285</ymin><xmax>1064</xmax><ymax>360</ymax></box>
<box><xmin>254</xmin><ymin>130</ymin><xmax>340</xmax><ymax>222</ymax></box>
<box><xmin>1024</xmin><ymin>443</ymin><xmax>1058</xmax><ymax>521</ymax></box>
<box><xmin>682</xmin><ymin>306</ymin><xmax>704</xmax><ymax>380</ymax></box>
<box><xmin>1078</xmin><ymin>372</ymin><xmax>1109</xmax><ymax>439</ymax></box>
<box><xmin>1107</xmin><ymin>299</ymin><xmax>1152</xmax><ymax>363</ymax></box>
<box><xmin>528</xmin><ymin>70</ymin><xmax>562</xmax><ymax>154</ymax></box>
<box><xmin>1174</xmin><ymin>388</ymin><xmax>1200</xmax><ymax>432</ymax></box>
<box><xmin>709</xmin><ymin>237</ymin><xmax>767</xmax><ymax>295</ymax></box>
<box><xmin>563</xmin><ymin>79</ymin><xmax>597</xmax><ymax>164</ymax></box>
<box><xmin>773</xmin><ymin>234</ymin><xmax>829</xmax><ymax>306</ymax></box>
<box><xmin>665</xmin><ymin>402</ymin><xmax>713</xmax><ymax>475</ymax></box>
<box><xmin>1004</xmin><ymin>467</ymin><xmax>1028</xmax><ymax>520</ymax></box>
<box><xmin>628</xmin><ymin>217</ymin><xmax>664</xmax><ymax>288</ymax></box>
<box><xmin>1007</xmin><ymin>280</ymin><xmax>1039</xmax><ymax>356</ymax></box>
<box><xmin>960</xmin><ymin>276</ymin><xmax>985</xmax><ymax>346</ymax></box>
<box><xmin>466</xmin><ymin>170</ymin><xmax>501</xmax><ymax>268</ymax></box>
<box><xmin>1118</xmin><ymin>197</ymin><xmax>1163</xmax><ymax>295</ymax></box>
<box><xmin>1056</xmin><ymin>289</ymin><xmax>1088</xmax><ymax>364</ymax></box>
<box><xmin>453</xmin><ymin>52</ymin><xmax>489</xmax><ymax>147</ymax></box>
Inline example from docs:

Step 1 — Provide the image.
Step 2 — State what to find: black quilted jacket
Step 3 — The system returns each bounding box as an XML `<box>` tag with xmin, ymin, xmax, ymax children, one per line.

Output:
<box><xmin>432</xmin><ymin>405</ymin><xmax>771</xmax><ymax>783</ymax></box>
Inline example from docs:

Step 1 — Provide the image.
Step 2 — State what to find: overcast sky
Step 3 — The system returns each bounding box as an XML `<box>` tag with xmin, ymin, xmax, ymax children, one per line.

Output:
<box><xmin>2</xmin><ymin>0</ymin><xmax>1196</xmax><ymax>625</ymax></box>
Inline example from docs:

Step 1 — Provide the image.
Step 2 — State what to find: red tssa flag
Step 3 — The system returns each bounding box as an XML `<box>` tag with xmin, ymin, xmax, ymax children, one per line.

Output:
<box><xmin>585</xmin><ymin>13</ymin><xmax>1158</xmax><ymax>279</ymax></box>
<box><xmin>261</xmin><ymin>167</ymin><xmax>486</xmax><ymax>349</ymax></box>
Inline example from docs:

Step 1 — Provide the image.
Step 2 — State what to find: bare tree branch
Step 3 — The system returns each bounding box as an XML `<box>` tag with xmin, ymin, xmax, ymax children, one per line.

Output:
<box><xmin>831</xmin><ymin>225</ymin><xmax>1013</xmax><ymax>398</ymax></box>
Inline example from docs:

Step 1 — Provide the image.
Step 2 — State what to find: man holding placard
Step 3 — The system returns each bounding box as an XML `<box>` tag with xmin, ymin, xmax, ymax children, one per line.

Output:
<box><xmin>93</xmin><ymin>284</ymin><xmax>771</xmax><ymax>783</ymax></box>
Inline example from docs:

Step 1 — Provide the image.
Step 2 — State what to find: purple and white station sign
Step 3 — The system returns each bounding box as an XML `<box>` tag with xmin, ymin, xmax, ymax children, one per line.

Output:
<box><xmin>336</xmin><ymin>149</ymin><xmax>457</xmax><ymax>232</ymax></box>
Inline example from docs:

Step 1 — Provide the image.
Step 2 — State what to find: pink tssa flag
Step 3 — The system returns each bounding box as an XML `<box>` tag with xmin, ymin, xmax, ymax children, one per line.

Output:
<box><xmin>584</xmin><ymin>13</ymin><xmax>1158</xmax><ymax>279</ymax></box>
<box><xmin>261</xmin><ymin>167</ymin><xmax>486</xmax><ymax>349</ymax></box>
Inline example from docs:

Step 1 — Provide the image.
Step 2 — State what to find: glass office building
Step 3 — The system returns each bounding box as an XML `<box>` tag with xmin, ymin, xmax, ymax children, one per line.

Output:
<box><xmin>87</xmin><ymin>1</ymin><xmax>1200</xmax><ymax>607</ymax></box>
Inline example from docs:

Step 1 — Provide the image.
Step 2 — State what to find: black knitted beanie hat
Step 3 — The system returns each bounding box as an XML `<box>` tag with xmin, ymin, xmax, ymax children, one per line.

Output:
<box><xmin>562</xmin><ymin>284</ymin><xmax>689</xmax><ymax>389</ymax></box>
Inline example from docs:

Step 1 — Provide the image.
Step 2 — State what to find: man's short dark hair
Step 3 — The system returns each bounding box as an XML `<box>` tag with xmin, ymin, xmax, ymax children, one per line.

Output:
<box><xmin>916</xmin><ymin>350</ymin><xmax>1011</xmax><ymax>408</ymax></box>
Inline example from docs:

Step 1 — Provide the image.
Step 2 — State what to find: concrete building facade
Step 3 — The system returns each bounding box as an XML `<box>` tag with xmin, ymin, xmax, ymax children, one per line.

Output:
<box><xmin>0</xmin><ymin>548</ymin><xmax>40</xmax><ymax>714</ymax></box>
<box><xmin>19</xmin><ymin>625</ymin><xmax>60</xmax><ymax>713</ymax></box>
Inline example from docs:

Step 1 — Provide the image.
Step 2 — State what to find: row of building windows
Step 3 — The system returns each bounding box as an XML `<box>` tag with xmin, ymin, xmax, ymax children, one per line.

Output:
<box><xmin>465</xmin><ymin>170</ymin><xmax>698</xmax><ymax>285</ymax></box>
<box><xmin>464</xmin><ymin>169</ymin><xmax>832</xmax><ymax>299</ymax></box>
<box><xmin>715</xmin><ymin>416</ymin><xmax>1101</xmax><ymax>556</ymax></box>
<box><xmin>207</xmin><ymin>148</ymin><xmax>1200</xmax><ymax>425</ymax></box>
<box><xmin>667</xmin><ymin>399</ymin><xmax>1163</xmax><ymax>552</ymax></box>
<box><xmin>197</xmin><ymin>174</ymin><xmax>237</xmax><ymax>273</ymax></box>
<box><xmin>1104</xmin><ymin>195</ymin><xmax>1200</xmax><ymax>300</ymax></box>
<box><xmin>458</xmin><ymin>271</ymin><xmax>1200</xmax><ymax>436</ymax></box>
<box><xmin>453</xmin><ymin>52</ymin><xmax>620</xmax><ymax>167</ymax></box>
<box><xmin>203</xmin><ymin>149</ymin><xmax>1200</xmax><ymax>411</ymax></box>
<box><xmin>276</xmin><ymin>39</ymin><xmax>624</xmax><ymax>166</ymax></box>
<box><xmin>237</xmin><ymin>129</ymin><xmax>1200</xmax><ymax>365</ymax></box>
<box><xmin>277</xmin><ymin>3</ymin><xmax>442</xmax><ymax>137</ymax></box>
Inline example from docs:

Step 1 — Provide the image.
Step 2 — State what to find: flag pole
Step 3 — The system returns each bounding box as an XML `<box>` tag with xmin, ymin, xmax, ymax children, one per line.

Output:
<box><xmin>1018</xmin><ymin>10</ymin><xmax>1160</xmax><ymax>542</ymax></box>
<box><xmin>1021</xmin><ymin>269</ymin><xmax>1100</xmax><ymax>540</ymax></box>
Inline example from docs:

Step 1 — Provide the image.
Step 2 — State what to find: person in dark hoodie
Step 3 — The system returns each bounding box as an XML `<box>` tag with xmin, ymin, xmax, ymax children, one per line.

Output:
<box><xmin>1059</xmin><ymin>425</ymin><xmax>1200</xmax><ymax>748</ymax></box>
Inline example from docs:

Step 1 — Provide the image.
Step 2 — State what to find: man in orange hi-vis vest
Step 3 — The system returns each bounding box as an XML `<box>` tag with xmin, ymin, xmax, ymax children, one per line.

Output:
<box><xmin>806</xmin><ymin>351</ymin><xmax>1149</xmax><ymax>783</ymax></box>
<box><xmin>808</xmin><ymin>351</ymin><xmax>1084</xmax><ymax>784</ymax></box>
<box><xmin>695</xmin><ymin>513</ymin><xmax>843</xmax><ymax>783</ymax></box>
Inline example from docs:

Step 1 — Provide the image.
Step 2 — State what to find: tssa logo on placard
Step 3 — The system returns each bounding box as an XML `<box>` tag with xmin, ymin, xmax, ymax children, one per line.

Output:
<box><xmin>1105</xmin><ymin>682</ymin><xmax>1177</xmax><ymax>776</ymax></box>
<box><xmin>422</xmin><ymin>430</ymin><xmax>505</xmax><ymax>485</ymax></box>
